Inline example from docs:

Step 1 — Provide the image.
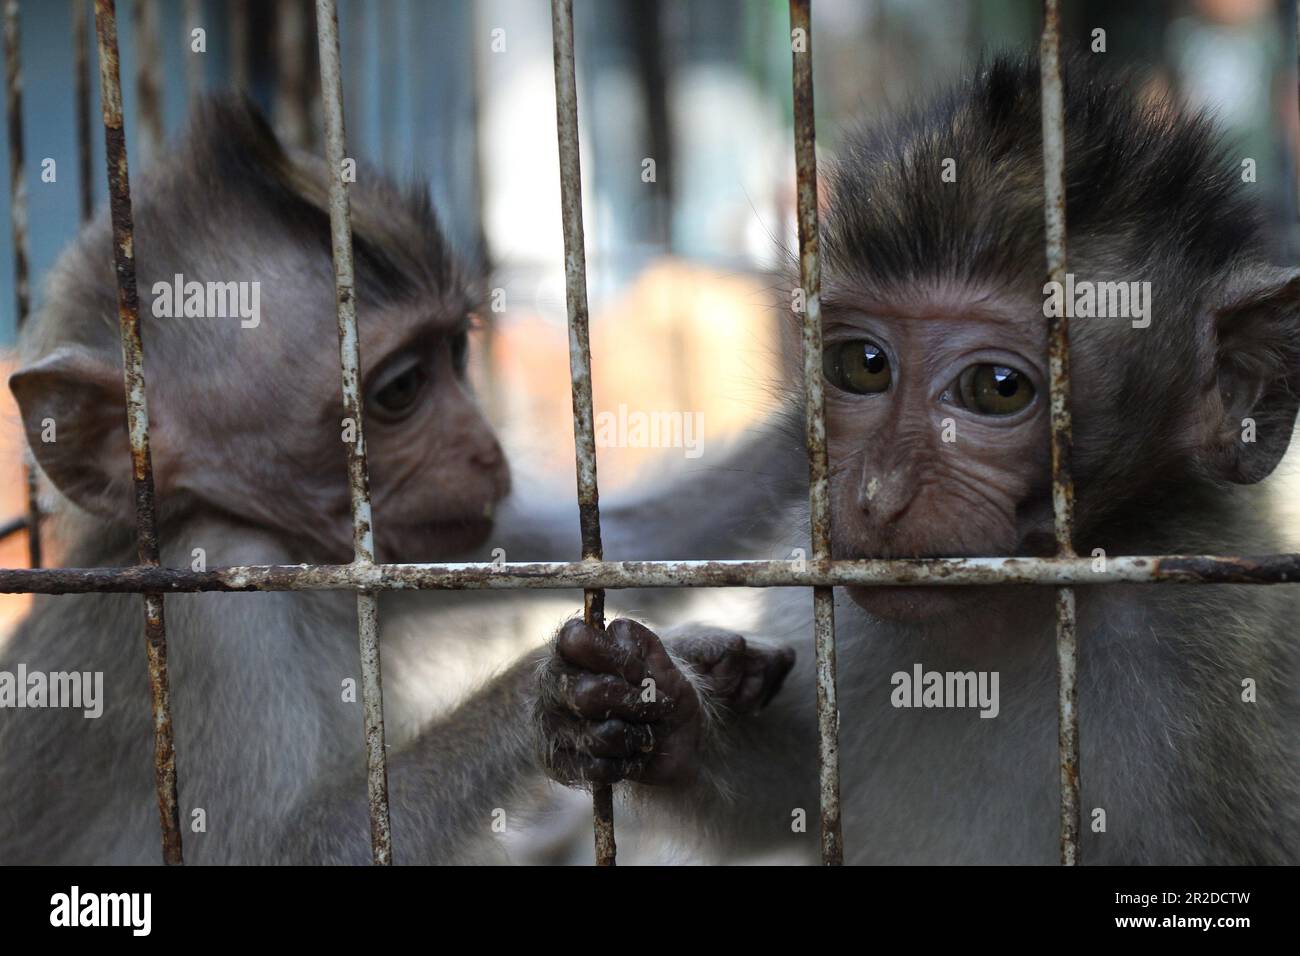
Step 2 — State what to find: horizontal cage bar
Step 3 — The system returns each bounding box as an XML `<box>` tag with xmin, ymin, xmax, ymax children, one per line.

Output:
<box><xmin>1</xmin><ymin>554</ymin><xmax>1299</xmax><ymax>594</ymax></box>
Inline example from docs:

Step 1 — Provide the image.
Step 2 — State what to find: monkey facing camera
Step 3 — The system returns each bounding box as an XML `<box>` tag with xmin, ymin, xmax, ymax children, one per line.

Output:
<box><xmin>536</xmin><ymin>54</ymin><xmax>1300</xmax><ymax>865</ymax></box>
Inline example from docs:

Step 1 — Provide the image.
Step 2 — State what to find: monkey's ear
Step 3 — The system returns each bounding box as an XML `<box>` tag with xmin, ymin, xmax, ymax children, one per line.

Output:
<box><xmin>8</xmin><ymin>347</ymin><xmax>140</xmax><ymax>516</ymax></box>
<box><xmin>1202</xmin><ymin>268</ymin><xmax>1300</xmax><ymax>484</ymax></box>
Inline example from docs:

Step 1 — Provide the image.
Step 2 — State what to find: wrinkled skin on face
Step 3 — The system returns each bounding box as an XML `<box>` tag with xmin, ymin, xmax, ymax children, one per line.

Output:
<box><xmin>818</xmin><ymin>283</ymin><xmax>1052</xmax><ymax>621</ymax></box>
<box><xmin>9</xmin><ymin>98</ymin><xmax>510</xmax><ymax>565</ymax></box>
<box><xmin>169</xmin><ymin>288</ymin><xmax>512</xmax><ymax>563</ymax></box>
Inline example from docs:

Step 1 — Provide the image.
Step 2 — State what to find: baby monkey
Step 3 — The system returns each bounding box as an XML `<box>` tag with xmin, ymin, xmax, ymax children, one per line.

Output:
<box><xmin>538</xmin><ymin>54</ymin><xmax>1300</xmax><ymax>864</ymax></box>
<box><xmin>0</xmin><ymin>97</ymin><xmax>791</xmax><ymax>864</ymax></box>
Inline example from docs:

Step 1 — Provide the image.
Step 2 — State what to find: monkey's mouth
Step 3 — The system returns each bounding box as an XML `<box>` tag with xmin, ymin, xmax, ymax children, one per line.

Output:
<box><xmin>844</xmin><ymin>584</ymin><xmax>970</xmax><ymax>622</ymax></box>
<box><xmin>844</xmin><ymin>580</ymin><xmax>1045</xmax><ymax>625</ymax></box>
<box><xmin>837</xmin><ymin>535</ymin><xmax>1050</xmax><ymax>624</ymax></box>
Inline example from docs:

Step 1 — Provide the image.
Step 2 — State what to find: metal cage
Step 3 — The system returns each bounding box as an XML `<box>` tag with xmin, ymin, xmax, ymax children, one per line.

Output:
<box><xmin>3</xmin><ymin>0</ymin><xmax>1298</xmax><ymax>867</ymax></box>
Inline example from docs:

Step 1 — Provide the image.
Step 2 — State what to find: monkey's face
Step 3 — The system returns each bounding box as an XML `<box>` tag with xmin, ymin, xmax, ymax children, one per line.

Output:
<box><xmin>358</xmin><ymin>309</ymin><xmax>511</xmax><ymax>561</ymax></box>
<box><xmin>165</xmin><ymin>297</ymin><xmax>510</xmax><ymax>564</ymax></box>
<box><xmin>820</xmin><ymin>286</ymin><xmax>1052</xmax><ymax>621</ymax></box>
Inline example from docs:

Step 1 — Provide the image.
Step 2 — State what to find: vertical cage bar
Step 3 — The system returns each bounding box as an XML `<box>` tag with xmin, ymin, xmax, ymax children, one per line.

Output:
<box><xmin>74</xmin><ymin>0</ymin><xmax>94</xmax><ymax>222</ymax></box>
<box><xmin>1039</xmin><ymin>0</ymin><xmax>1080</xmax><ymax>866</ymax></box>
<box><xmin>4</xmin><ymin>0</ymin><xmax>41</xmax><ymax>568</ymax></box>
<box><xmin>550</xmin><ymin>0</ymin><xmax>615</xmax><ymax>867</ymax></box>
<box><xmin>92</xmin><ymin>0</ymin><xmax>182</xmax><ymax>865</ymax></box>
<box><xmin>132</xmin><ymin>0</ymin><xmax>162</xmax><ymax>161</ymax></box>
<box><xmin>315</xmin><ymin>0</ymin><xmax>392</xmax><ymax>866</ymax></box>
<box><xmin>789</xmin><ymin>0</ymin><xmax>843</xmax><ymax>867</ymax></box>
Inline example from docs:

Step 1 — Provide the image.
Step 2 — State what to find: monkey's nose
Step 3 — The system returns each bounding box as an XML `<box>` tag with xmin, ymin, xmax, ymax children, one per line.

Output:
<box><xmin>471</xmin><ymin>440</ymin><xmax>511</xmax><ymax>499</ymax></box>
<box><xmin>469</xmin><ymin>440</ymin><xmax>504</xmax><ymax>469</ymax></box>
<box><xmin>856</xmin><ymin>470</ymin><xmax>915</xmax><ymax>525</ymax></box>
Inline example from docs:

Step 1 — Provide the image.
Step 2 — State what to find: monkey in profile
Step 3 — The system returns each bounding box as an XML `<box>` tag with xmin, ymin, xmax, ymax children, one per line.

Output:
<box><xmin>538</xmin><ymin>55</ymin><xmax>1300</xmax><ymax>864</ymax></box>
<box><xmin>0</xmin><ymin>97</ymin><xmax>793</xmax><ymax>864</ymax></box>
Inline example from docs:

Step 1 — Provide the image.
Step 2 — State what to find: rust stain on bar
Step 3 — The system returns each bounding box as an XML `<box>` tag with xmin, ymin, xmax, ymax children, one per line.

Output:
<box><xmin>315</xmin><ymin>0</ymin><xmax>392</xmax><ymax>866</ymax></box>
<box><xmin>550</xmin><ymin>0</ymin><xmax>614</xmax><ymax>867</ymax></box>
<box><xmin>4</xmin><ymin>0</ymin><xmax>41</xmax><ymax>569</ymax></box>
<box><xmin>2</xmin><ymin>552</ymin><xmax>1300</xmax><ymax>595</ymax></box>
<box><xmin>1039</xmin><ymin>0</ymin><xmax>1080</xmax><ymax>867</ymax></box>
<box><xmin>789</xmin><ymin>0</ymin><xmax>842</xmax><ymax>867</ymax></box>
<box><xmin>92</xmin><ymin>0</ymin><xmax>182</xmax><ymax>866</ymax></box>
<box><xmin>131</xmin><ymin>0</ymin><xmax>162</xmax><ymax>161</ymax></box>
<box><xmin>74</xmin><ymin>0</ymin><xmax>93</xmax><ymax>222</ymax></box>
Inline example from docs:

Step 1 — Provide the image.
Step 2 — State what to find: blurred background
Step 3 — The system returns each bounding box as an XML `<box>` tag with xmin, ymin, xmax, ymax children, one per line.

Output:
<box><xmin>1</xmin><ymin>0</ymin><xmax>1299</xmax><ymax>629</ymax></box>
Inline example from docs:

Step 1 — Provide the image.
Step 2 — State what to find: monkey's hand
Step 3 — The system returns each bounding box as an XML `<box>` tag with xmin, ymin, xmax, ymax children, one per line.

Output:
<box><xmin>537</xmin><ymin>618</ymin><xmax>794</xmax><ymax>788</ymax></box>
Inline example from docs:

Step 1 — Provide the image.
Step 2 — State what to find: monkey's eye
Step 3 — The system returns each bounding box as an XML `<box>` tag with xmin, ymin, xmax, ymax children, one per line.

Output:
<box><xmin>823</xmin><ymin>339</ymin><xmax>891</xmax><ymax>394</ymax></box>
<box><xmin>955</xmin><ymin>364</ymin><xmax>1035</xmax><ymax>416</ymax></box>
<box><xmin>367</xmin><ymin>356</ymin><xmax>427</xmax><ymax>422</ymax></box>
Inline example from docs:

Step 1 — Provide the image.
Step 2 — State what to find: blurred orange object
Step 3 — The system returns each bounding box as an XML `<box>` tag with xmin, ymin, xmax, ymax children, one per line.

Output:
<box><xmin>0</xmin><ymin>350</ymin><xmax>33</xmax><ymax>638</ymax></box>
<box><xmin>486</xmin><ymin>257</ymin><xmax>784</xmax><ymax>490</ymax></box>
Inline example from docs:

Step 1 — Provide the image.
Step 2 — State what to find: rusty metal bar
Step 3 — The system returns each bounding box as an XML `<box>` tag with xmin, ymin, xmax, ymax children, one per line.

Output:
<box><xmin>315</xmin><ymin>0</ymin><xmax>392</xmax><ymax>866</ymax></box>
<box><xmin>1039</xmin><ymin>0</ymin><xmax>1080</xmax><ymax>867</ymax></box>
<box><xmin>789</xmin><ymin>0</ymin><xmax>843</xmax><ymax>867</ymax></box>
<box><xmin>4</xmin><ymin>553</ymin><xmax>1300</xmax><ymax>595</ymax></box>
<box><xmin>550</xmin><ymin>0</ymin><xmax>615</xmax><ymax>867</ymax></box>
<box><xmin>4</xmin><ymin>0</ymin><xmax>41</xmax><ymax>569</ymax></box>
<box><xmin>92</xmin><ymin>0</ymin><xmax>182</xmax><ymax>866</ymax></box>
<box><xmin>131</xmin><ymin>0</ymin><xmax>162</xmax><ymax>161</ymax></box>
<box><xmin>74</xmin><ymin>0</ymin><xmax>93</xmax><ymax>222</ymax></box>
<box><xmin>183</xmin><ymin>0</ymin><xmax>202</xmax><ymax>104</ymax></box>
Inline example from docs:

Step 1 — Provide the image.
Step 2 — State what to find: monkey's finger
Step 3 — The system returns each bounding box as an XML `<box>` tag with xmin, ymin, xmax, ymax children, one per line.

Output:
<box><xmin>608</xmin><ymin>618</ymin><xmax>682</xmax><ymax>686</ymax></box>
<box><xmin>671</xmin><ymin>631</ymin><xmax>747</xmax><ymax>676</ymax></box>
<box><xmin>540</xmin><ymin>708</ymin><xmax>655</xmax><ymax>759</ymax></box>
<box><xmin>674</xmin><ymin>631</ymin><xmax>749</xmax><ymax>700</ymax></box>
<box><xmin>578</xmin><ymin>718</ymin><xmax>656</xmax><ymax>758</ymax></box>
<box><xmin>572</xmin><ymin>672</ymin><xmax>678</xmax><ymax>721</ymax></box>
<box><xmin>730</xmin><ymin>645</ymin><xmax>796</xmax><ymax>714</ymax></box>
<box><xmin>536</xmin><ymin>654</ymin><xmax>589</xmax><ymax>717</ymax></box>
<box><xmin>540</xmin><ymin>708</ymin><xmax>630</xmax><ymax>785</ymax></box>
<box><xmin>557</xmin><ymin>617</ymin><xmax>678</xmax><ymax>687</ymax></box>
<box><xmin>555</xmin><ymin>619</ymin><xmax>652</xmax><ymax>684</ymax></box>
<box><xmin>539</xmin><ymin>657</ymin><xmax>666</xmax><ymax>722</ymax></box>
